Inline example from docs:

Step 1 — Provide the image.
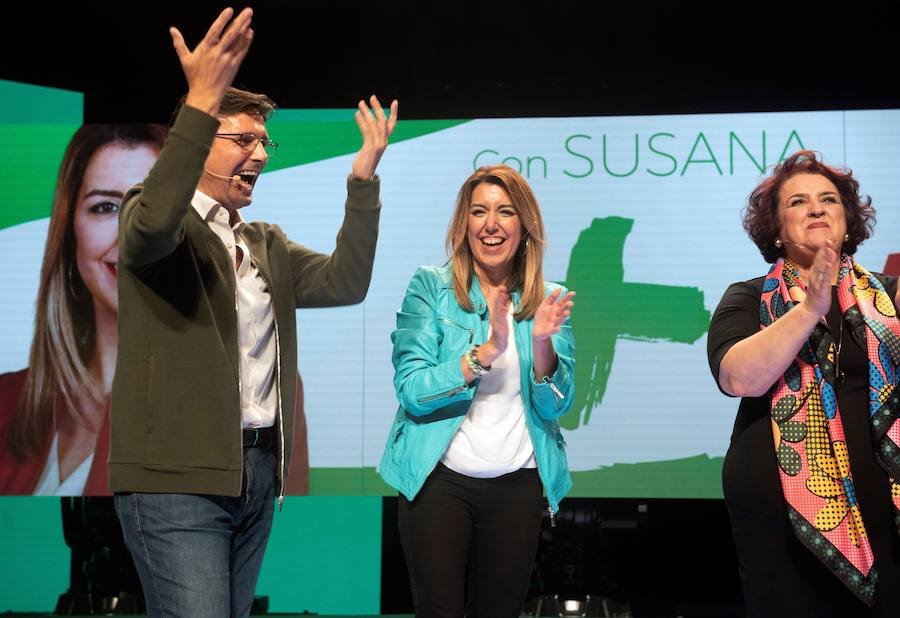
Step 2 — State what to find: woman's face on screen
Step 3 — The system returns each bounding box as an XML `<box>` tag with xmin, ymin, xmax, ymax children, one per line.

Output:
<box><xmin>73</xmin><ymin>143</ymin><xmax>157</xmax><ymax>315</ymax></box>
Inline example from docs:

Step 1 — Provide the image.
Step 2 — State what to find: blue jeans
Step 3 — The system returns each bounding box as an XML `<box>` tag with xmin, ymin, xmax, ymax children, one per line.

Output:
<box><xmin>114</xmin><ymin>447</ymin><xmax>276</xmax><ymax>618</ymax></box>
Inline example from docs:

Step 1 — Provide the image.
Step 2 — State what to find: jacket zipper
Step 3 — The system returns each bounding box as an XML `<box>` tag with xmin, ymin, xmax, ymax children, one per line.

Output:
<box><xmin>226</xmin><ymin>234</ymin><xmax>284</xmax><ymax>509</ymax></box>
<box><xmin>516</xmin><ymin>317</ymin><xmax>560</xmax><ymax>515</ymax></box>
<box><xmin>250</xmin><ymin>262</ymin><xmax>286</xmax><ymax>510</ymax></box>
<box><xmin>547</xmin><ymin>380</ymin><xmax>564</xmax><ymax>409</ymax></box>
<box><xmin>415</xmin><ymin>319</ymin><xmax>473</xmax><ymax>403</ymax></box>
<box><xmin>409</xmin><ymin>310</ymin><xmax>486</xmax><ymax>487</ymax></box>
<box><xmin>229</xmin><ymin>249</ymin><xmax>244</xmax><ymax>497</ymax></box>
<box><xmin>417</xmin><ymin>385</ymin><xmax>465</xmax><ymax>403</ymax></box>
<box><xmin>438</xmin><ymin>317</ymin><xmax>474</xmax><ymax>343</ymax></box>
<box><xmin>273</xmin><ymin>314</ymin><xmax>286</xmax><ymax>510</ymax></box>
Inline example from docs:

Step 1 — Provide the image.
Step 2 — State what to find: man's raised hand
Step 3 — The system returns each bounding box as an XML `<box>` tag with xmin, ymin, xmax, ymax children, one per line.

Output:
<box><xmin>351</xmin><ymin>96</ymin><xmax>399</xmax><ymax>180</ymax></box>
<box><xmin>171</xmin><ymin>7</ymin><xmax>254</xmax><ymax>116</ymax></box>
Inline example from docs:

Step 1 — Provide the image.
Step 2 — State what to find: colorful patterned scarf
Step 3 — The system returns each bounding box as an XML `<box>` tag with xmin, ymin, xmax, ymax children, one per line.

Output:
<box><xmin>760</xmin><ymin>255</ymin><xmax>900</xmax><ymax>605</ymax></box>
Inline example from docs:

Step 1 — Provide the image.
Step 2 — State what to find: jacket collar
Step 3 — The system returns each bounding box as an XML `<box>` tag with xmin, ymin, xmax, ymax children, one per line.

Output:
<box><xmin>469</xmin><ymin>272</ymin><xmax>521</xmax><ymax>317</ymax></box>
<box><xmin>437</xmin><ymin>263</ymin><xmax>521</xmax><ymax>316</ymax></box>
<box><xmin>187</xmin><ymin>195</ymin><xmax>273</xmax><ymax>286</ymax></box>
<box><xmin>191</xmin><ymin>190</ymin><xmax>247</xmax><ymax>234</ymax></box>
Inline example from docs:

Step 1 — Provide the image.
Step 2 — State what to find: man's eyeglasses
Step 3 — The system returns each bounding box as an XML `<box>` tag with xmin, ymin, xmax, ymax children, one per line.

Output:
<box><xmin>215</xmin><ymin>133</ymin><xmax>279</xmax><ymax>155</ymax></box>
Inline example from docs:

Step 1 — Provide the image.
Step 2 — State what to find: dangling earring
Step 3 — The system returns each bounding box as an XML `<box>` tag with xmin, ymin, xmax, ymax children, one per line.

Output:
<box><xmin>774</xmin><ymin>239</ymin><xmax>783</xmax><ymax>248</ymax></box>
<box><xmin>68</xmin><ymin>263</ymin><xmax>86</xmax><ymax>301</ymax></box>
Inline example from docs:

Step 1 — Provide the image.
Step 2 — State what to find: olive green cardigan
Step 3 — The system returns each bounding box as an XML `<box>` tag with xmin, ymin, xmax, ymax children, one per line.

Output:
<box><xmin>109</xmin><ymin>105</ymin><xmax>380</xmax><ymax>496</ymax></box>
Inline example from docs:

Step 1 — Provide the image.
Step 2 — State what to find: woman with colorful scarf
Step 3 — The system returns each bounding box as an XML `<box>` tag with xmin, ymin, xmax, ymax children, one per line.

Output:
<box><xmin>708</xmin><ymin>150</ymin><xmax>900</xmax><ymax>617</ymax></box>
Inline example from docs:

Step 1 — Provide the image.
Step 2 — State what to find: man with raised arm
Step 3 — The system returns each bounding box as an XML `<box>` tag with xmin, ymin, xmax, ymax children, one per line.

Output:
<box><xmin>109</xmin><ymin>8</ymin><xmax>397</xmax><ymax>617</ymax></box>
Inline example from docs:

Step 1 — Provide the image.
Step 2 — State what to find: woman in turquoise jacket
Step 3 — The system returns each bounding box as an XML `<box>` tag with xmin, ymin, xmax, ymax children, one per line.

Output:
<box><xmin>379</xmin><ymin>164</ymin><xmax>575</xmax><ymax>618</ymax></box>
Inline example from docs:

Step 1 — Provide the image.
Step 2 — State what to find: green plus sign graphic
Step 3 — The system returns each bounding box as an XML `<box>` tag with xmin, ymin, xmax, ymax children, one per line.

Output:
<box><xmin>560</xmin><ymin>216</ymin><xmax>711</xmax><ymax>430</ymax></box>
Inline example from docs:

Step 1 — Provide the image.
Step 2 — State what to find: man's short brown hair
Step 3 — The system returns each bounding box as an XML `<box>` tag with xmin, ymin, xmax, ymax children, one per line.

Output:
<box><xmin>170</xmin><ymin>87</ymin><xmax>277</xmax><ymax>125</ymax></box>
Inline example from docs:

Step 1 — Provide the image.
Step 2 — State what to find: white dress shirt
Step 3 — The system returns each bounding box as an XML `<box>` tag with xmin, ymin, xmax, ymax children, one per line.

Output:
<box><xmin>192</xmin><ymin>191</ymin><xmax>277</xmax><ymax>428</ymax></box>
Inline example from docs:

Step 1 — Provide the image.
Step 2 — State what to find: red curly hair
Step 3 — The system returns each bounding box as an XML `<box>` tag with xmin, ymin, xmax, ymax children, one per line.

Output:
<box><xmin>742</xmin><ymin>150</ymin><xmax>875</xmax><ymax>263</ymax></box>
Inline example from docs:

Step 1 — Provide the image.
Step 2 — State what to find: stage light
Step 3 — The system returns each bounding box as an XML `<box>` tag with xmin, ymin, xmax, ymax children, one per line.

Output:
<box><xmin>523</xmin><ymin>593</ymin><xmax>633</xmax><ymax>617</ymax></box>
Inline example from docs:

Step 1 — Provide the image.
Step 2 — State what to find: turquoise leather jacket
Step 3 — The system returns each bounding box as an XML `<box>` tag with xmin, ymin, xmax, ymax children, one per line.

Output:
<box><xmin>378</xmin><ymin>264</ymin><xmax>574</xmax><ymax>512</ymax></box>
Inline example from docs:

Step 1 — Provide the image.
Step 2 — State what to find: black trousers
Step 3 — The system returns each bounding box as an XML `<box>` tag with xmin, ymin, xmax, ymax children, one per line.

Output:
<box><xmin>398</xmin><ymin>463</ymin><xmax>543</xmax><ymax>618</ymax></box>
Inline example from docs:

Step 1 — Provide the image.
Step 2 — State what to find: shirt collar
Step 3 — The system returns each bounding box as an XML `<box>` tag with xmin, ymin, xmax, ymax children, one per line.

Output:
<box><xmin>191</xmin><ymin>190</ymin><xmax>246</xmax><ymax>233</ymax></box>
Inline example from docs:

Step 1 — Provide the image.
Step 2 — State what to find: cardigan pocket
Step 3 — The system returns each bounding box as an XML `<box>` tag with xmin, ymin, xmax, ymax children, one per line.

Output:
<box><xmin>388</xmin><ymin>420</ymin><xmax>414</xmax><ymax>471</ymax></box>
<box><xmin>146</xmin><ymin>354</ymin><xmax>156</xmax><ymax>434</ymax></box>
<box><xmin>144</xmin><ymin>354</ymin><xmax>156</xmax><ymax>461</ymax></box>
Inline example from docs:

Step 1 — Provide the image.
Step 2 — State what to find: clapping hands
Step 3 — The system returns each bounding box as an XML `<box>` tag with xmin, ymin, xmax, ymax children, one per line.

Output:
<box><xmin>533</xmin><ymin>289</ymin><xmax>575</xmax><ymax>342</ymax></box>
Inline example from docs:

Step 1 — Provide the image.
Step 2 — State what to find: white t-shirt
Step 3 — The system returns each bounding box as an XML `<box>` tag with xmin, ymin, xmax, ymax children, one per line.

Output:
<box><xmin>441</xmin><ymin>307</ymin><xmax>536</xmax><ymax>478</ymax></box>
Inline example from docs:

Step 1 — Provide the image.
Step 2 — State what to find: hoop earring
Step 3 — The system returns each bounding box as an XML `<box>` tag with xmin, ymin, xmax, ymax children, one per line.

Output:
<box><xmin>68</xmin><ymin>263</ymin><xmax>86</xmax><ymax>301</ymax></box>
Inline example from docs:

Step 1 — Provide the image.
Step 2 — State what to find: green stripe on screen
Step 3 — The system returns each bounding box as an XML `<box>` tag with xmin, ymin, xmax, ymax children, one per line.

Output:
<box><xmin>0</xmin><ymin>114</ymin><xmax>468</xmax><ymax>230</ymax></box>
<box><xmin>263</xmin><ymin>118</ymin><xmax>470</xmax><ymax>172</ymax></box>
<box><xmin>569</xmin><ymin>455</ymin><xmax>725</xmax><ymax>499</ymax></box>
<box><xmin>309</xmin><ymin>467</ymin><xmax>396</xmax><ymax>496</ymax></box>
<box><xmin>2</xmin><ymin>124</ymin><xmax>81</xmax><ymax>230</ymax></box>
<box><xmin>1</xmin><ymin>80</ymin><xmax>82</xmax><ymax>230</ymax></box>
<box><xmin>309</xmin><ymin>456</ymin><xmax>725</xmax><ymax>499</ymax></box>
<box><xmin>0</xmin><ymin>80</ymin><xmax>83</xmax><ymax>124</ymax></box>
<box><xmin>272</xmin><ymin>109</ymin><xmax>359</xmax><ymax>122</ymax></box>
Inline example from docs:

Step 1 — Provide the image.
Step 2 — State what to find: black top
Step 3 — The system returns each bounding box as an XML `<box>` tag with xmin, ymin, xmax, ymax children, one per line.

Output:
<box><xmin>708</xmin><ymin>273</ymin><xmax>900</xmax><ymax>617</ymax></box>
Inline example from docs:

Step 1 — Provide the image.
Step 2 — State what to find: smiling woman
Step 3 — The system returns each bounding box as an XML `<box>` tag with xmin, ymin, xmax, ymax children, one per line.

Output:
<box><xmin>0</xmin><ymin>124</ymin><xmax>166</xmax><ymax>495</ymax></box>
<box><xmin>708</xmin><ymin>151</ymin><xmax>900</xmax><ymax>617</ymax></box>
<box><xmin>379</xmin><ymin>164</ymin><xmax>577</xmax><ymax>617</ymax></box>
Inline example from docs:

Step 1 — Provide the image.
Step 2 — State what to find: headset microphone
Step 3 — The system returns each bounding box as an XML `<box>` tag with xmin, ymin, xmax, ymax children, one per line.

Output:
<box><xmin>204</xmin><ymin>169</ymin><xmax>242</xmax><ymax>183</ymax></box>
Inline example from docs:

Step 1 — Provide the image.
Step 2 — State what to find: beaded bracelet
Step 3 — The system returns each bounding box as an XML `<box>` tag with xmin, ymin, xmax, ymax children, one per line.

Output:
<box><xmin>464</xmin><ymin>344</ymin><xmax>490</xmax><ymax>376</ymax></box>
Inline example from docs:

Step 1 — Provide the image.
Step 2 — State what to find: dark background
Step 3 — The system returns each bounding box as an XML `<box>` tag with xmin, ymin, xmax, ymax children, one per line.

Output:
<box><xmin>6</xmin><ymin>1</ymin><xmax>899</xmax><ymax>123</ymax></box>
<box><xmin>6</xmin><ymin>2</ymin><xmax>896</xmax><ymax>615</ymax></box>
